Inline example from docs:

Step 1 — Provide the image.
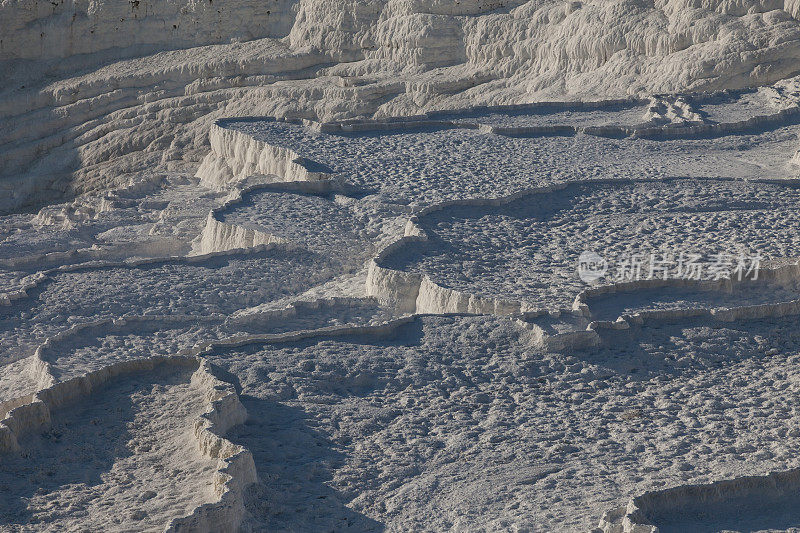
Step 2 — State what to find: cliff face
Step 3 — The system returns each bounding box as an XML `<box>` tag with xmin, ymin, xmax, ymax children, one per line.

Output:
<box><xmin>0</xmin><ymin>0</ymin><xmax>299</xmax><ymax>62</ymax></box>
<box><xmin>6</xmin><ymin>0</ymin><xmax>800</xmax><ymax>90</ymax></box>
<box><xmin>3</xmin><ymin>0</ymin><xmax>800</xmax><ymax>211</ymax></box>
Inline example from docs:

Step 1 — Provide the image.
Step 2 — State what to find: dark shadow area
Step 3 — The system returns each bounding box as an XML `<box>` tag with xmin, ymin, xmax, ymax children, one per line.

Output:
<box><xmin>0</xmin><ymin>373</ymin><xmax>155</xmax><ymax>523</ymax></box>
<box><xmin>231</xmin><ymin>395</ymin><xmax>385</xmax><ymax>532</ymax></box>
<box><xmin>586</xmin><ymin>282</ymin><xmax>800</xmax><ymax>323</ymax></box>
<box><xmin>684</xmin><ymin>88</ymin><xmax>757</xmax><ymax>125</ymax></box>
<box><xmin>649</xmin><ymin>493</ymin><xmax>800</xmax><ymax>533</ymax></box>
<box><xmin>0</xmin><ymin>412</ymin><xmax>133</xmax><ymax>523</ymax></box>
<box><xmin>0</xmin><ymin>364</ymin><xmax>193</xmax><ymax>525</ymax></box>
<box><xmin>294</xmin><ymin>157</ymin><xmax>334</xmax><ymax>174</ymax></box>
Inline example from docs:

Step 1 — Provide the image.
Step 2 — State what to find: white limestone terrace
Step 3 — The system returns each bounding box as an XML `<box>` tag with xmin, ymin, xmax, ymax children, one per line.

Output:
<box><xmin>214</xmin><ymin>186</ymin><xmax>378</xmax><ymax>265</ymax></box>
<box><xmin>448</xmin><ymin>86</ymin><xmax>799</xmax><ymax>131</ymax></box>
<box><xmin>689</xmin><ymin>81</ymin><xmax>800</xmax><ymax>124</ymax></box>
<box><xmin>227</xmin><ymin>297</ymin><xmax>397</xmax><ymax>335</ymax></box>
<box><xmin>584</xmin><ymin>278</ymin><xmax>800</xmax><ymax>323</ymax></box>
<box><xmin>7</xmin><ymin>80</ymin><xmax>800</xmax><ymax>531</ymax></box>
<box><xmin>204</xmin><ymin>312</ymin><xmax>800</xmax><ymax>531</ymax></box>
<box><xmin>207</xmin><ymin>91</ymin><xmax>800</xmax><ymax>208</ymax></box>
<box><xmin>7</xmin><ymin>0</ymin><xmax>800</xmax><ymax>216</ymax></box>
<box><xmin>0</xmin><ymin>245</ymin><xmax>339</xmax><ymax>367</ymax></box>
<box><xmin>0</xmin><ymin>298</ymin><xmax>396</xmax><ymax>405</ymax></box>
<box><xmin>0</xmin><ymin>356</ymin><xmax>255</xmax><ymax>531</ymax></box>
<box><xmin>0</xmin><ymin>173</ymin><xmax>224</xmax><ymax>272</ymax></box>
<box><xmin>378</xmin><ymin>178</ymin><xmax>800</xmax><ymax>312</ymax></box>
<box><xmin>596</xmin><ymin>467</ymin><xmax>800</xmax><ymax>532</ymax></box>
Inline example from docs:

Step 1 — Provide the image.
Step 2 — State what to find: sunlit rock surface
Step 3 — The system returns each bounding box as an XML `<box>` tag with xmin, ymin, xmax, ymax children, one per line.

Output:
<box><xmin>5</xmin><ymin>2</ymin><xmax>800</xmax><ymax>531</ymax></box>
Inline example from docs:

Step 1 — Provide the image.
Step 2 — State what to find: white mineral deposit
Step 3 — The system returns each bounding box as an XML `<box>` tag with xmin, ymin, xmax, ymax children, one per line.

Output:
<box><xmin>4</xmin><ymin>1</ymin><xmax>800</xmax><ymax>531</ymax></box>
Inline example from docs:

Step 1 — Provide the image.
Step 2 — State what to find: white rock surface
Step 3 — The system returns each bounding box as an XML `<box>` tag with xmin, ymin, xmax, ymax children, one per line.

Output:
<box><xmin>7</xmin><ymin>3</ymin><xmax>800</xmax><ymax>530</ymax></box>
<box><xmin>0</xmin><ymin>356</ymin><xmax>255</xmax><ymax>531</ymax></box>
<box><xmin>5</xmin><ymin>0</ymin><xmax>800</xmax><ymax>210</ymax></box>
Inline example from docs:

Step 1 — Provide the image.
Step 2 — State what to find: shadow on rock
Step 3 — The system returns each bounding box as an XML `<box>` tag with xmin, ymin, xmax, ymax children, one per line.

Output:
<box><xmin>232</xmin><ymin>395</ymin><xmax>384</xmax><ymax>532</ymax></box>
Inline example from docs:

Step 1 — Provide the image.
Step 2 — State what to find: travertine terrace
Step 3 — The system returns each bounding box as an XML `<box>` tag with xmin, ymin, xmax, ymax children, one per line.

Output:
<box><xmin>5</xmin><ymin>1</ymin><xmax>800</xmax><ymax>531</ymax></box>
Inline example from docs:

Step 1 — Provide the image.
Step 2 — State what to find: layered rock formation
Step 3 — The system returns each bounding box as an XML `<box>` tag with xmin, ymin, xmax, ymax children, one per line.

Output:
<box><xmin>4</xmin><ymin>0</ymin><xmax>800</xmax><ymax>210</ymax></box>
